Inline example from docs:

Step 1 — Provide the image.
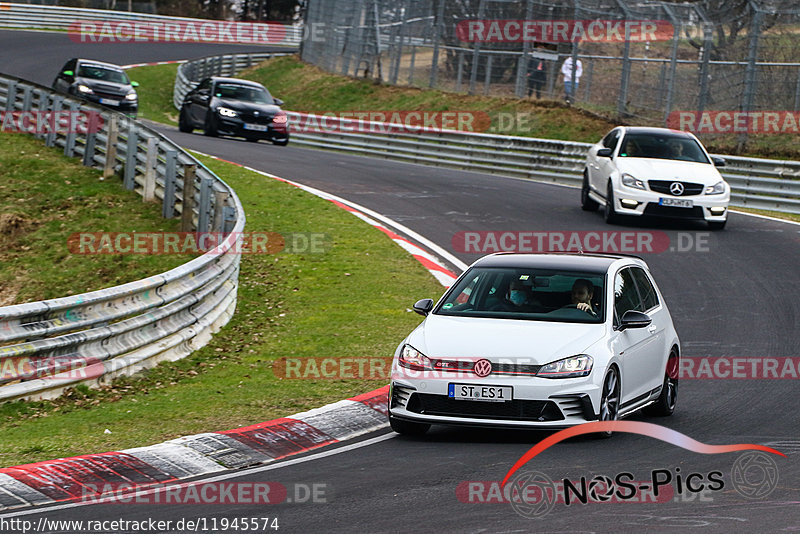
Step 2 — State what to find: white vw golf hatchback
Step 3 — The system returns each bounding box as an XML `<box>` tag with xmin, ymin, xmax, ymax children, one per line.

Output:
<box><xmin>583</xmin><ymin>127</ymin><xmax>730</xmax><ymax>229</ymax></box>
<box><xmin>388</xmin><ymin>253</ymin><xmax>680</xmax><ymax>436</ymax></box>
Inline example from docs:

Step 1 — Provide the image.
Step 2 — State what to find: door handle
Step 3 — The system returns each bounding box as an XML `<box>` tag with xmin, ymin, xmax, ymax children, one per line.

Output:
<box><xmin>647</xmin><ymin>325</ymin><xmax>657</xmax><ymax>334</ymax></box>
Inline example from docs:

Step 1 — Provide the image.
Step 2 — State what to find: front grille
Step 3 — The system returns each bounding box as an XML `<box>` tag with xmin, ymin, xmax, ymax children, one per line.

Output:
<box><xmin>408</xmin><ymin>393</ymin><xmax>563</xmax><ymax>421</ymax></box>
<box><xmin>648</xmin><ymin>180</ymin><xmax>704</xmax><ymax>196</ymax></box>
<box><xmin>643</xmin><ymin>203</ymin><xmax>705</xmax><ymax>219</ymax></box>
<box><xmin>238</xmin><ymin>111</ymin><xmax>274</xmax><ymax>124</ymax></box>
<box><xmin>432</xmin><ymin>359</ymin><xmax>542</xmax><ymax>377</ymax></box>
<box><xmin>391</xmin><ymin>385</ymin><xmax>414</xmax><ymax>409</ymax></box>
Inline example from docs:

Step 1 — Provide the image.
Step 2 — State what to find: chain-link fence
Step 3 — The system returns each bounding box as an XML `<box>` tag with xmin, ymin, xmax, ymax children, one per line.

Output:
<box><xmin>301</xmin><ymin>0</ymin><xmax>800</xmax><ymax>146</ymax></box>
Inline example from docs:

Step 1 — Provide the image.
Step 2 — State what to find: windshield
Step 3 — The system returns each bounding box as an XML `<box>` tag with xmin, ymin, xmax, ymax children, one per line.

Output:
<box><xmin>77</xmin><ymin>65</ymin><xmax>130</xmax><ymax>85</ymax></box>
<box><xmin>435</xmin><ymin>267</ymin><xmax>605</xmax><ymax>323</ymax></box>
<box><xmin>214</xmin><ymin>83</ymin><xmax>273</xmax><ymax>104</ymax></box>
<box><xmin>618</xmin><ymin>133</ymin><xmax>710</xmax><ymax>164</ymax></box>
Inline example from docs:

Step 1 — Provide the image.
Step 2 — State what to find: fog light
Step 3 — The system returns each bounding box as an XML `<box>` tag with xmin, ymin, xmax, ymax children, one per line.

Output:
<box><xmin>709</xmin><ymin>207</ymin><xmax>726</xmax><ymax>216</ymax></box>
<box><xmin>620</xmin><ymin>199</ymin><xmax>640</xmax><ymax>209</ymax></box>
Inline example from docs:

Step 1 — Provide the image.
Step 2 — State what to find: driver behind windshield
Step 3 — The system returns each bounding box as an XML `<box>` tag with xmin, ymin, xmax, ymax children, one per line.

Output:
<box><xmin>569</xmin><ymin>279</ymin><xmax>598</xmax><ymax>316</ymax></box>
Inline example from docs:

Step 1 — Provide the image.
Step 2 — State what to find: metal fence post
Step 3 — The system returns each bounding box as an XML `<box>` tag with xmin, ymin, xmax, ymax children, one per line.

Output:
<box><xmin>180</xmin><ymin>163</ymin><xmax>197</xmax><ymax>232</ymax></box>
<box><xmin>515</xmin><ymin>0</ymin><xmax>535</xmax><ymax>98</ymax></box>
<box><xmin>143</xmin><ymin>136</ymin><xmax>157</xmax><ymax>201</ymax></box>
<box><xmin>737</xmin><ymin>6</ymin><xmax>764</xmax><ymax>152</ymax></box>
<box><xmin>662</xmin><ymin>5</ymin><xmax>681</xmax><ymax>123</ymax></box>
<box><xmin>429</xmin><ymin>0</ymin><xmax>445</xmax><ymax>88</ymax></box>
<box><xmin>213</xmin><ymin>189</ymin><xmax>229</xmax><ymax>232</ymax></box>
<box><xmin>198</xmin><ymin>177</ymin><xmax>213</xmax><ymax>232</ymax></box>
<box><xmin>468</xmin><ymin>0</ymin><xmax>487</xmax><ymax>95</ymax></box>
<box><xmin>5</xmin><ymin>80</ymin><xmax>16</xmax><ymax>111</ymax></box>
<box><xmin>123</xmin><ymin>126</ymin><xmax>138</xmax><ymax>190</ymax></box>
<box><xmin>46</xmin><ymin>95</ymin><xmax>62</xmax><ymax>147</ymax></box>
<box><xmin>103</xmin><ymin>114</ymin><xmax>119</xmax><ymax>178</ymax></box>
<box><xmin>82</xmin><ymin>110</ymin><xmax>99</xmax><ymax>167</ymax></box>
<box><xmin>697</xmin><ymin>24</ymin><xmax>713</xmax><ymax>116</ymax></box>
<box><xmin>483</xmin><ymin>54</ymin><xmax>493</xmax><ymax>96</ymax></box>
<box><xmin>162</xmin><ymin>150</ymin><xmax>178</xmax><ymax>218</ymax></box>
<box><xmin>63</xmin><ymin>101</ymin><xmax>79</xmax><ymax>157</ymax></box>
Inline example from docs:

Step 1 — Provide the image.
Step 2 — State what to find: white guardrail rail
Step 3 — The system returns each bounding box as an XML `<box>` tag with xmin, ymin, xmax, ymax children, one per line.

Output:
<box><xmin>175</xmin><ymin>53</ymin><xmax>800</xmax><ymax>216</ymax></box>
<box><xmin>0</xmin><ymin>73</ymin><xmax>245</xmax><ymax>403</ymax></box>
<box><xmin>0</xmin><ymin>2</ymin><xmax>302</xmax><ymax>46</ymax></box>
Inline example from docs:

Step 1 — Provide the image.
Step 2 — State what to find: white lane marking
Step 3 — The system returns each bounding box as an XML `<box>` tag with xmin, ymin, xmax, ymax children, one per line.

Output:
<box><xmin>188</xmin><ymin>149</ymin><xmax>469</xmax><ymax>273</ymax></box>
<box><xmin>728</xmin><ymin>209</ymin><xmax>800</xmax><ymax>227</ymax></box>
<box><xmin>0</xmin><ymin>432</ymin><xmax>395</xmax><ymax>517</ymax></box>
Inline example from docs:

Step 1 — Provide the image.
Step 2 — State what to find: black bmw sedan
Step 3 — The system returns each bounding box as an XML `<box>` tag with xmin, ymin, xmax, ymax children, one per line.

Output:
<box><xmin>179</xmin><ymin>77</ymin><xmax>289</xmax><ymax>145</ymax></box>
<box><xmin>52</xmin><ymin>58</ymin><xmax>139</xmax><ymax>117</ymax></box>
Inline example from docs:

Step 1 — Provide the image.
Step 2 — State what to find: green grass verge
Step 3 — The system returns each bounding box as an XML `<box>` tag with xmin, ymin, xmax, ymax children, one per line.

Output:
<box><xmin>0</xmin><ymin>132</ymin><xmax>194</xmax><ymax>306</ymax></box>
<box><xmin>0</xmin><ymin>152</ymin><xmax>444</xmax><ymax>467</ymax></box>
<box><xmin>127</xmin><ymin>63</ymin><xmax>181</xmax><ymax>126</ymax></box>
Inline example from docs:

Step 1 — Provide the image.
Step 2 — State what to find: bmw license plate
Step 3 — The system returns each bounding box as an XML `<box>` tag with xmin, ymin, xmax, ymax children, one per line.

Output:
<box><xmin>99</xmin><ymin>98</ymin><xmax>119</xmax><ymax>106</ymax></box>
<box><xmin>659</xmin><ymin>197</ymin><xmax>693</xmax><ymax>208</ymax></box>
<box><xmin>448</xmin><ymin>384</ymin><xmax>512</xmax><ymax>402</ymax></box>
<box><xmin>243</xmin><ymin>123</ymin><xmax>268</xmax><ymax>131</ymax></box>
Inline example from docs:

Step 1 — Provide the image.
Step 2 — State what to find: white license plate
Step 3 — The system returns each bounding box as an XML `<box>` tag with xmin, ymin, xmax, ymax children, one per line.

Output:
<box><xmin>659</xmin><ymin>197</ymin><xmax>693</xmax><ymax>208</ymax></box>
<box><xmin>99</xmin><ymin>98</ymin><xmax>120</xmax><ymax>106</ymax></box>
<box><xmin>448</xmin><ymin>383</ymin><xmax>512</xmax><ymax>402</ymax></box>
<box><xmin>243</xmin><ymin>123</ymin><xmax>268</xmax><ymax>131</ymax></box>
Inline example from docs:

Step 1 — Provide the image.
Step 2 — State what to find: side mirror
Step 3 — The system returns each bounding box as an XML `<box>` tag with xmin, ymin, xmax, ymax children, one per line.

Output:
<box><xmin>711</xmin><ymin>156</ymin><xmax>726</xmax><ymax>167</ymax></box>
<box><xmin>273</xmin><ymin>98</ymin><xmax>284</xmax><ymax>107</ymax></box>
<box><xmin>619</xmin><ymin>310</ymin><xmax>652</xmax><ymax>331</ymax></box>
<box><xmin>412</xmin><ymin>298</ymin><xmax>434</xmax><ymax>317</ymax></box>
<box><xmin>63</xmin><ymin>70</ymin><xmax>74</xmax><ymax>77</ymax></box>
<box><xmin>130</xmin><ymin>81</ymin><xmax>139</xmax><ymax>88</ymax></box>
<box><xmin>597</xmin><ymin>148</ymin><xmax>613</xmax><ymax>158</ymax></box>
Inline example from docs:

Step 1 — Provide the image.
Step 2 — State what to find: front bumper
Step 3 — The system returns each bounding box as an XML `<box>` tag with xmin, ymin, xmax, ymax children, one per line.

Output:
<box><xmin>217</xmin><ymin>115</ymin><xmax>289</xmax><ymax>141</ymax></box>
<box><xmin>389</xmin><ymin>374</ymin><xmax>601</xmax><ymax>429</ymax></box>
<box><xmin>82</xmin><ymin>94</ymin><xmax>138</xmax><ymax>114</ymax></box>
<box><xmin>609</xmin><ymin>183</ymin><xmax>729</xmax><ymax>222</ymax></box>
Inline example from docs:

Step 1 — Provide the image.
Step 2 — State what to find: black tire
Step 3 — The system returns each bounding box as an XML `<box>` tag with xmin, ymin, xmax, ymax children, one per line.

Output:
<box><xmin>595</xmin><ymin>366</ymin><xmax>620</xmax><ymax>439</ymax></box>
<box><xmin>604</xmin><ymin>181</ymin><xmax>618</xmax><ymax>224</ymax></box>
<box><xmin>645</xmin><ymin>350</ymin><xmax>678</xmax><ymax>417</ymax></box>
<box><xmin>389</xmin><ymin>415</ymin><xmax>430</xmax><ymax>436</ymax></box>
<box><xmin>581</xmin><ymin>172</ymin><xmax>599</xmax><ymax>211</ymax></box>
<box><xmin>708</xmin><ymin>219</ymin><xmax>727</xmax><ymax>231</ymax></box>
<box><xmin>178</xmin><ymin>108</ymin><xmax>193</xmax><ymax>133</ymax></box>
<box><xmin>203</xmin><ymin>113</ymin><xmax>218</xmax><ymax>137</ymax></box>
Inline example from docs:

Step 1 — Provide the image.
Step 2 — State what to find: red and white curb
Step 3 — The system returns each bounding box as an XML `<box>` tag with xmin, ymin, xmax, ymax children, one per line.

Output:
<box><xmin>0</xmin><ymin>155</ymin><xmax>466</xmax><ymax>512</ymax></box>
<box><xmin>0</xmin><ymin>388</ymin><xmax>388</xmax><ymax>510</ymax></box>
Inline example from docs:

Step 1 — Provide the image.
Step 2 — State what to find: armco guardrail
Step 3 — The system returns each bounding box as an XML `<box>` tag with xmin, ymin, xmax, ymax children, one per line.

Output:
<box><xmin>0</xmin><ymin>3</ymin><xmax>301</xmax><ymax>46</ymax></box>
<box><xmin>173</xmin><ymin>53</ymin><xmax>800</xmax><ymax>216</ymax></box>
<box><xmin>0</xmin><ymin>73</ymin><xmax>245</xmax><ymax>403</ymax></box>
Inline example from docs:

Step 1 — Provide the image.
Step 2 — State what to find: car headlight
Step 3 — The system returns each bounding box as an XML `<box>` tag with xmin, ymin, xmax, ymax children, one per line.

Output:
<box><xmin>621</xmin><ymin>173</ymin><xmax>645</xmax><ymax>190</ymax></box>
<box><xmin>398</xmin><ymin>345</ymin><xmax>433</xmax><ymax>371</ymax></box>
<box><xmin>705</xmin><ymin>181</ymin><xmax>725</xmax><ymax>195</ymax></box>
<box><xmin>537</xmin><ymin>355</ymin><xmax>593</xmax><ymax>378</ymax></box>
<box><xmin>218</xmin><ymin>107</ymin><xmax>237</xmax><ymax>118</ymax></box>
<box><xmin>125</xmin><ymin>92</ymin><xmax>138</xmax><ymax>101</ymax></box>
<box><xmin>77</xmin><ymin>84</ymin><xmax>93</xmax><ymax>94</ymax></box>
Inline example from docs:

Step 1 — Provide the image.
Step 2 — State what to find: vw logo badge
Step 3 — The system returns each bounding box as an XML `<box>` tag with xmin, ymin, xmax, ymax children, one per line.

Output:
<box><xmin>474</xmin><ymin>359</ymin><xmax>492</xmax><ymax>377</ymax></box>
<box><xmin>669</xmin><ymin>182</ymin><xmax>684</xmax><ymax>196</ymax></box>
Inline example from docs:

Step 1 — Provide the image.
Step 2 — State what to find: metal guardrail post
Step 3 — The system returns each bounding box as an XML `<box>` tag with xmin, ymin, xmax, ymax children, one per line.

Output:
<box><xmin>21</xmin><ymin>84</ymin><xmax>32</xmax><ymax>112</ymax></box>
<box><xmin>82</xmin><ymin>110</ymin><xmax>99</xmax><ymax>167</ymax></box>
<box><xmin>63</xmin><ymin>101</ymin><xmax>79</xmax><ymax>157</ymax></box>
<box><xmin>180</xmin><ymin>163</ymin><xmax>197</xmax><ymax>232</ymax></box>
<box><xmin>123</xmin><ymin>127</ymin><xmax>138</xmax><ymax>190</ymax></box>
<box><xmin>198</xmin><ymin>177</ymin><xmax>213</xmax><ymax>232</ymax></box>
<box><xmin>162</xmin><ymin>150</ymin><xmax>178</xmax><ymax>218</ymax></box>
<box><xmin>103</xmin><ymin>114</ymin><xmax>119</xmax><ymax>178</ymax></box>
<box><xmin>45</xmin><ymin>95</ymin><xmax>62</xmax><ymax>147</ymax></box>
<box><xmin>143</xmin><ymin>136</ymin><xmax>158</xmax><ymax>201</ymax></box>
<box><xmin>213</xmin><ymin>189</ymin><xmax>229</xmax><ymax>232</ymax></box>
<box><xmin>5</xmin><ymin>80</ymin><xmax>16</xmax><ymax>111</ymax></box>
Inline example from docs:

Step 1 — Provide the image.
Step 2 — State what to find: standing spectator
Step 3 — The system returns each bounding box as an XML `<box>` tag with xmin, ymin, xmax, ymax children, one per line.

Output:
<box><xmin>561</xmin><ymin>56</ymin><xmax>583</xmax><ymax>104</ymax></box>
<box><xmin>526</xmin><ymin>57</ymin><xmax>547</xmax><ymax>99</ymax></box>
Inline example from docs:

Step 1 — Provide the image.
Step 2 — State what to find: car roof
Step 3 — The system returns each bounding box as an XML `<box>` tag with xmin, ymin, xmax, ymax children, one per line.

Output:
<box><xmin>209</xmin><ymin>77</ymin><xmax>266</xmax><ymax>88</ymax></box>
<box><xmin>470</xmin><ymin>253</ymin><xmax>643</xmax><ymax>274</ymax></box>
<box><xmin>75</xmin><ymin>59</ymin><xmax>126</xmax><ymax>71</ymax></box>
<box><xmin>621</xmin><ymin>126</ymin><xmax>695</xmax><ymax>138</ymax></box>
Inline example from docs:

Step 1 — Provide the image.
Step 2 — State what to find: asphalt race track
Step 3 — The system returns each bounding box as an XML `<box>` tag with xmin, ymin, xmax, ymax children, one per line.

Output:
<box><xmin>1</xmin><ymin>29</ymin><xmax>799</xmax><ymax>533</ymax></box>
